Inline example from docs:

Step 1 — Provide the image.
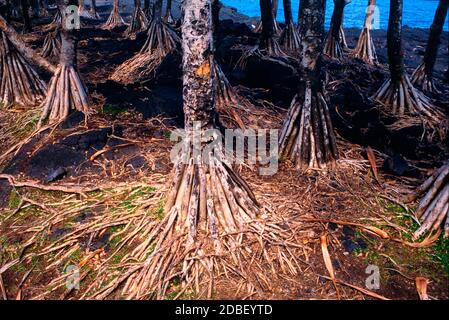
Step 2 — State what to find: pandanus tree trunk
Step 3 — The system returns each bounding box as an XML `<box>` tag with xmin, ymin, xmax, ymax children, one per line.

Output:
<box><xmin>323</xmin><ymin>0</ymin><xmax>350</xmax><ymax>59</ymax></box>
<box><xmin>110</xmin><ymin>0</ymin><xmax>180</xmax><ymax>84</ymax></box>
<box><xmin>103</xmin><ymin>0</ymin><xmax>278</xmax><ymax>299</ymax></box>
<box><xmin>411</xmin><ymin>0</ymin><xmax>449</xmax><ymax>93</ymax></box>
<box><xmin>38</xmin><ymin>0</ymin><xmax>89</xmax><ymax>126</ymax></box>
<box><xmin>405</xmin><ymin>163</ymin><xmax>449</xmax><ymax>239</ymax></box>
<box><xmin>126</xmin><ymin>0</ymin><xmax>149</xmax><ymax>37</ymax></box>
<box><xmin>372</xmin><ymin>0</ymin><xmax>444</xmax><ymax>125</ymax></box>
<box><xmin>271</xmin><ymin>0</ymin><xmax>281</xmax><ymax>34</ymax></box>
<box><xmin>20</xmin><ymin>0</ymin><xmax>32</xmax><ymax>33</ymax></box>
<box><xmin>89</xmin><ymin>0</ymin><xmax>100</xmax><ymax>19</ymax></box>
<box><xmin>352</xmin><ymin>0</ymin><xmax>377</xmax><ymax>64</ymax></box>
<box><xmin>163</xmin><ymin>0</ymin><xmax>174</xmax><ymax>24</ymax></box>
<box><xmin>280</xmin><ymin>0</ymin><xmax>300</xmax><ymax>51</ymax></box>
<box><xmin>259</xmin><ymin>0</ymin><xmax>284</xmax><ymax>56</ymax></box>
<box><xmin>279</xmin><ymin>0</ymin><xmax>338</xmax><ymax>170</ymax></box>
<box><xmin>103</xmin><ymin>0</ymin><xmax>126</xmax><ymax>29</ymax></box>
<box><xmin>42</xmin><ymin>28</ymin><xmax>61</xmax><ymax>59</ymax></box>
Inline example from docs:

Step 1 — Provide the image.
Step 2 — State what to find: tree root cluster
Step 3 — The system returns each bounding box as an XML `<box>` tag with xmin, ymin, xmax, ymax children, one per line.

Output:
<box><xmin>279</xmin><ymin>86</ymin><xmax>338</xmax><ymax>170</ymax></box>
<box><xmin>38</xmin><ymin>65</ymin><xmax>89</xmax><ymax>126</ymax></box>
<box><xmin>126</xmin><ymin>7</ymin><xmax>149</xmax><ymax>38</ymax></box>
<box><xmin>324</xmin><ymin>30</ymin><xmax>344</xmax><ymax>60</ymax></box>
<box><xmin>411</xmin><ymin>63</ymin><xmax>437</xmax><ymax>93</ymax></box>
<box><xmin>351</xmin><ymin>27</ymin><xmax>377</xmax><ymax>65</ymax></box>
<box><xmin>0</xmin><ymin>31</ymin><xmax>46</xmax><ymax>107</ymax></box>
<box><xmin>372</xmin><ymin>75</ymin><xmax>445</xmax><ymax>127</ymax></box>
<box><xmin>110</xmin><ymin>21</ymin><xmax>180</xmax><ymax>84</ymax></box>
<box><xmin>103</xmin><ymin>6</ymin><xmax>127</xmax><ymax>29</ymax></box>
<box><xmin>406</xmin><ymin>164</ymin><xmax>449</xmax><ymax>239</ymax></box>
<box><xmin>42</xmin><ymin>31</ymin><xmax>61</xmax><ymax>59</ymax></box>
<box><xmin>280</xmin><ymin>22</ymin><xmax>301</xmax><ymax>52</ymax></box>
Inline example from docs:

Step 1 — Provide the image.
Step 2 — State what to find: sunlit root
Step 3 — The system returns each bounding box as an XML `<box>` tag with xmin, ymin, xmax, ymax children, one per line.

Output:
<box><xmin>103</xmin><ymin>4</ymin><xmax>126</xmax><ymax>29</ymax></box>
<box><xmin>90</xmin><ymin>139</ymin><xmax>298</xmax><ymax>299</ymax></box>
<box><xmin>38</xmin><ymin>65</ymin><xmax>90</xmax><ymax>126</ymax></box>
<box><xmin>405</xmin><ymin>164</ymin><xmax>449</xmax><ymax>239</ymax></box>
<box><xmin>372</xmin><ymin>75</ymin><xmax>444</xmax><ymax>125</ymax></box>
<box><xmin>279</xmin><ymin>86</ymin><xmax>338</xmax><ymax>170</ymax></box>
<box><xmin>42</xmin><ymin>30</ymin><xmax>61</xmax><ymax>59</ymax></box>
<box><xmin>411</xmin><ymin>63</ymin><xmax>438</xmax><ymax>94</ymax></box>
<box><xmin>0</xmin><ymin>31</ymin><xmax>46</xmax><ymax>107</ymax></box>
<box><xmin>352</xmin><ymin>27</ymin><xmax>377</xmax><ymax>65</ymax></box>
<box><xmin>280</xmin><ymin>22</ymin><xmax>301</xmax><ymax>52</ymax></box>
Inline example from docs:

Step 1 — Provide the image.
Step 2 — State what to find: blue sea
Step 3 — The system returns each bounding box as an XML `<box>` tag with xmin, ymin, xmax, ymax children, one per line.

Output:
<box><xmin>221</xmin><ymin>0</ymin><xmax>449</xmax><ymax>30</ymax></box>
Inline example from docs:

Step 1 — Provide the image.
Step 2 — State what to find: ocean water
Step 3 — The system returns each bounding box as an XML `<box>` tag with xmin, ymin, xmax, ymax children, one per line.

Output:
<box><xmin>221</xmin><ymin>0</ymin><xmax>449</xmax><ymax>30</ymax></box>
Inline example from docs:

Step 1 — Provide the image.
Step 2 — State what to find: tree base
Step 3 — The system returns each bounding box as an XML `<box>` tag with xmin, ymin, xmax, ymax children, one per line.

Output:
<box><xmin>372</xmin><ymin>75</ymin><xmax>444</xmax><ymax>124</ymax></box>
<box><xmin>102</xmin><ymin>9</ymin><xmax>127</xmax><ymax>30</ymax></box>
<box><xmin>351</xmin><ymin>27</ymin><xmax>377</xmax><ymax>65</ymax></box>
<box><xmin>42</xmin><ymin>31</ymin><xmax>61</xmax><ymax>59</ymax></box>
<box><xmin>324</xmin><ymin>33</ymin><xmax>344</xmax><ymax>60</ymax></box>
<box><xmin>79</xmin><ymin>6</ymin><xmax>98</xmax><ymax>20</ymax></box>
<box><xmin>213</xmin><ymin>61</ymin><xmax>246</xmax><ymax>129</ymax></box>
<box><xmin>90</xmin><ymin>141</ymin><xmax>298</xmax><ymax>299</ymax></box>
<box><xmin>51</xmin><ymin>10</ymin><xmax>62</xmax><ymax>27</ymax></box>
<box><xmin>110</xmin><ymin>21</ymin><xmax>180</xmax><ymax>84</ymax></box>
<box><xmin>125</xmin><ymin>7</ymin><xmax>149</xmax><ymax>38</ymax></box>
<box><xmin>280</xmin><ymin>22</ymin><xmax>301</xmax><ymax>52</ymax></box>
<box><xmin>38</xmin><ymin>65</ymin><xmax>89</xmax><ymax>126</ymax></box>
<box><xmin>0</xmin><ymin>31</ymin><xmax>46</xmax><ymax>107</ymax></box>
<box><xmin>411</xmin><ymin>63</ymin><xmax>438</xmax><ymax>94</ymax></box>
<box><xmin>406</xmin><ymin>164</ymin><xmax>449</xmax><ymax>239</ymax></box>
<box><xmin>279</xmin><ymin>86</ymin><xmax>338</xmax><ymax>170</ymax></box>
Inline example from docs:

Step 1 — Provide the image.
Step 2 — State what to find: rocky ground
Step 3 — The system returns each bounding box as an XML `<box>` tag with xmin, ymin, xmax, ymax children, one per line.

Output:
<box><xmin>0</xmin><ymin>4</ymin><xmax>448</xmax><ymax>300</ymax></box>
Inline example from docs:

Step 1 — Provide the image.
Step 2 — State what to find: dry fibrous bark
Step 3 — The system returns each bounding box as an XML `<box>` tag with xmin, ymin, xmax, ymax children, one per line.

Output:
<box><xmin>279</xmin><ymin>0</ymin><xmax>338</xmax><ymax>170</ymax></box>
<box><xmin>103</xmin><ymin>0</ymin><xmax>126</xmax><ymax>29</ymax></box>
<box><xmin>213</xmin><ymin>60</ymin><xmax>245</xmax><ymax>129</ymax></box>
<box><xmin>92</xmin><ymin>0</ymin><xmax>299</xmax><ymax>299</ymax></box>
<box><xmin>125</xmin><ymin>0</ymin><xmax>149</xmax><ymax>38</ymax></box>
<box><xmin>0</xmin><ymin>31</ymin><xmax>46</xmax><ymax>107</ymax></box>
<box><xmin>38</xmin><ymin>13</ymin><xmax>90</xmax><ymax>126</ymax></box>
<box><xmin>411</xmin><ymin>0</ymin><xmax>449</xmax><ymax>93</ymax></box>
<box><xmin>352</xmin><ymin>0</ymin><xmax>377</xmax><ymax>64</ymax></box>
<box><xmin>324</xmin><ymin>0</ymin><xmax>351</xmax><ymax>59</ymax></box>
<box><xmin>110</xmin><ymin>0</ymin><xmax>180</xmax><ymax>84</ymax></box>
<box><xmin>372</xmin><ymin>0</ymin><xmax>444</xmax><ymax>125</ymax></box>
<box><xmin>405</xmin><ymin>164</ymin><xmax>449</xmax><ymax>239</ymax></box>
<box><xmin>42</xmin><ymin>29</ymin><xmax>61</xmax><ymax>59</ymax></box>
<box><xmin>280</xmin><ymin>0</ymin><xmax>300</xmax><ymax>52</ymax></box>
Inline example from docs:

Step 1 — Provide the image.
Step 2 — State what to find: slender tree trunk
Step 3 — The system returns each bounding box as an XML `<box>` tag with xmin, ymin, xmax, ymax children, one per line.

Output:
<box><xmin>352</xmin><ymin>0</ymin><xmax>377</xmax><ymax>64</ymax></box>
<box><xmin>280</xmin><ymin>0</ymin><xmax>300</xmax><ymax>51</ymax></box>
<box><xmin>411</xmin><ymin>0</ymin><xmax>449</xmax><ymax>92</ymax></box>
<box><xmin>89</xmin><ymin>0</ymin><xmax>99</xmax><ymax>18</ymax></box>
<box><xmin>323</xmin><ymin>0</ymin><xmax>350</xmax><ymax>59</ymax></box>
<box><xmin>163</xmin><ymin>0</ymin><xmax>173</xmax><ymax>23</ymax></box>
<box><xmin>20</xmin><ymin>0</ymin><xmax>31</xmax><ymax>32</ymax></box>
<box><xmin>258</xmin><ymin>0</ymin><xmax>284</xmax><ymax>55</ymax></box>
<box><xmin>279</xmin><ymin>0</ymin><xmax>338</xmax><ymax>170</ymax></box>
<box><xmin>372</xmin><ymin>0</ymin><xmax>444</xmax><ymax>125</ymax></box>
<box><xmin>103</xmin><ymin>0</ymin><xmax>125</xmax><ymax>29</ymax></box>
<box><xmin>126</xmin><ymin>0</ymin><xmax>148</xmax><ymax>36</ymax></box>
<box><xmin>212</xmin><ymin>0</ymin><xmax>221</xmax><ymax>35</ymax></box>
<box><xmin>153</xmin><ymin>0</ymin><xmax>162</xmax><ymax>23</ymax></box>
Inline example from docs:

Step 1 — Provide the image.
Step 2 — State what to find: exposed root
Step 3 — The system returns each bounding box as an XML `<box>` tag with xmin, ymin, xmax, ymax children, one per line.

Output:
<box><xmin>279</xmin><ymin>85</ymin><xmax>338</xmax><ymax>170</ymax></box>
<box><xmin>102</xmin><ymin>5</ymin><xmax>126</xmax><ymax>29</ymax></box>
<box><xmin>79</xmin><ymin>6</ymin><xmax>98</xmax><ymax>19</ymax></box>
<box><xmin>51</xmin><ymin>9</ymin><xmax>62</xmax><ymax>27</ymax></box>
<box><xmin>110</xmin><ymin>21</ymin><xmax>180</xmax><ymax>84</ymax></box>
<box><xmin>405</xmin><ymin>164</ymin><xmax>449</xmax><ymax>239</ymax></box>
<box><xmin>372</xmin><ymin>75</ymin><xmax>445</xmax><ymax>126</ymax></box>
<box><xmin>324</xmin><ymin>27</ymin><xmax>344</xmax><ymax>60</ymax></box>
<box><xmin>139</xmin><ymin>20</ymin><xmax>180</xmax><ymax>55</ymax></box>
<box><xmin>279</xmin><ymin>22</ymin><xmax>301</xmax><ymax>52</ymax></box>
<box><xmin>125</xmin><ymin>6</ymin><xmax>149</xmax><ymax>38</ymax></box>
<box><xmin>213</xmin><ymin>61</ymin><xmax>246</xmax><ymax>129</ymax></box>
<box><xmin>351</xmin><ymin>27</ymin><xmax>377</xmax><ymax>65</ymax></box>
<box><xmin>235</xmin><ymin>46</ymin><xmax>263</xmax><ymax>70</ymax></box>
<box><xmin>90</xmin><ymin>140</ymin><xmax>298</xmax><ymax>299</ymax></box>
<box><xmin>411</xmin><ymin>63</ymin><xmax>438</xmax><ymax>94</ymax></box>
<box><xmin>253</xmin><ymin>20</ymin><xmax>262</xmax><ymax>33</ymax></box>
<box><xmin>260</xmin><ymin>37</ymin><xmax>287</xmax><ymax>57</ymax></box>
<box><xmin>42</xmin><ymin>30</ymin><xmax>61</xmax><ymax>59</ymax></box>
<box><xmin>339</xmin><ymin>27</ymin><xmax>348</xmax><ymax>50</ymax></box>
<box><xmin>0</xmin><ymin>31</ymin><xmax>46</xmax><ymax>107</ymax></box>
<box><xmin>38</xmin><ymin>65</ymin><xmax>90</xmax><ymax>126</ymax></box>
